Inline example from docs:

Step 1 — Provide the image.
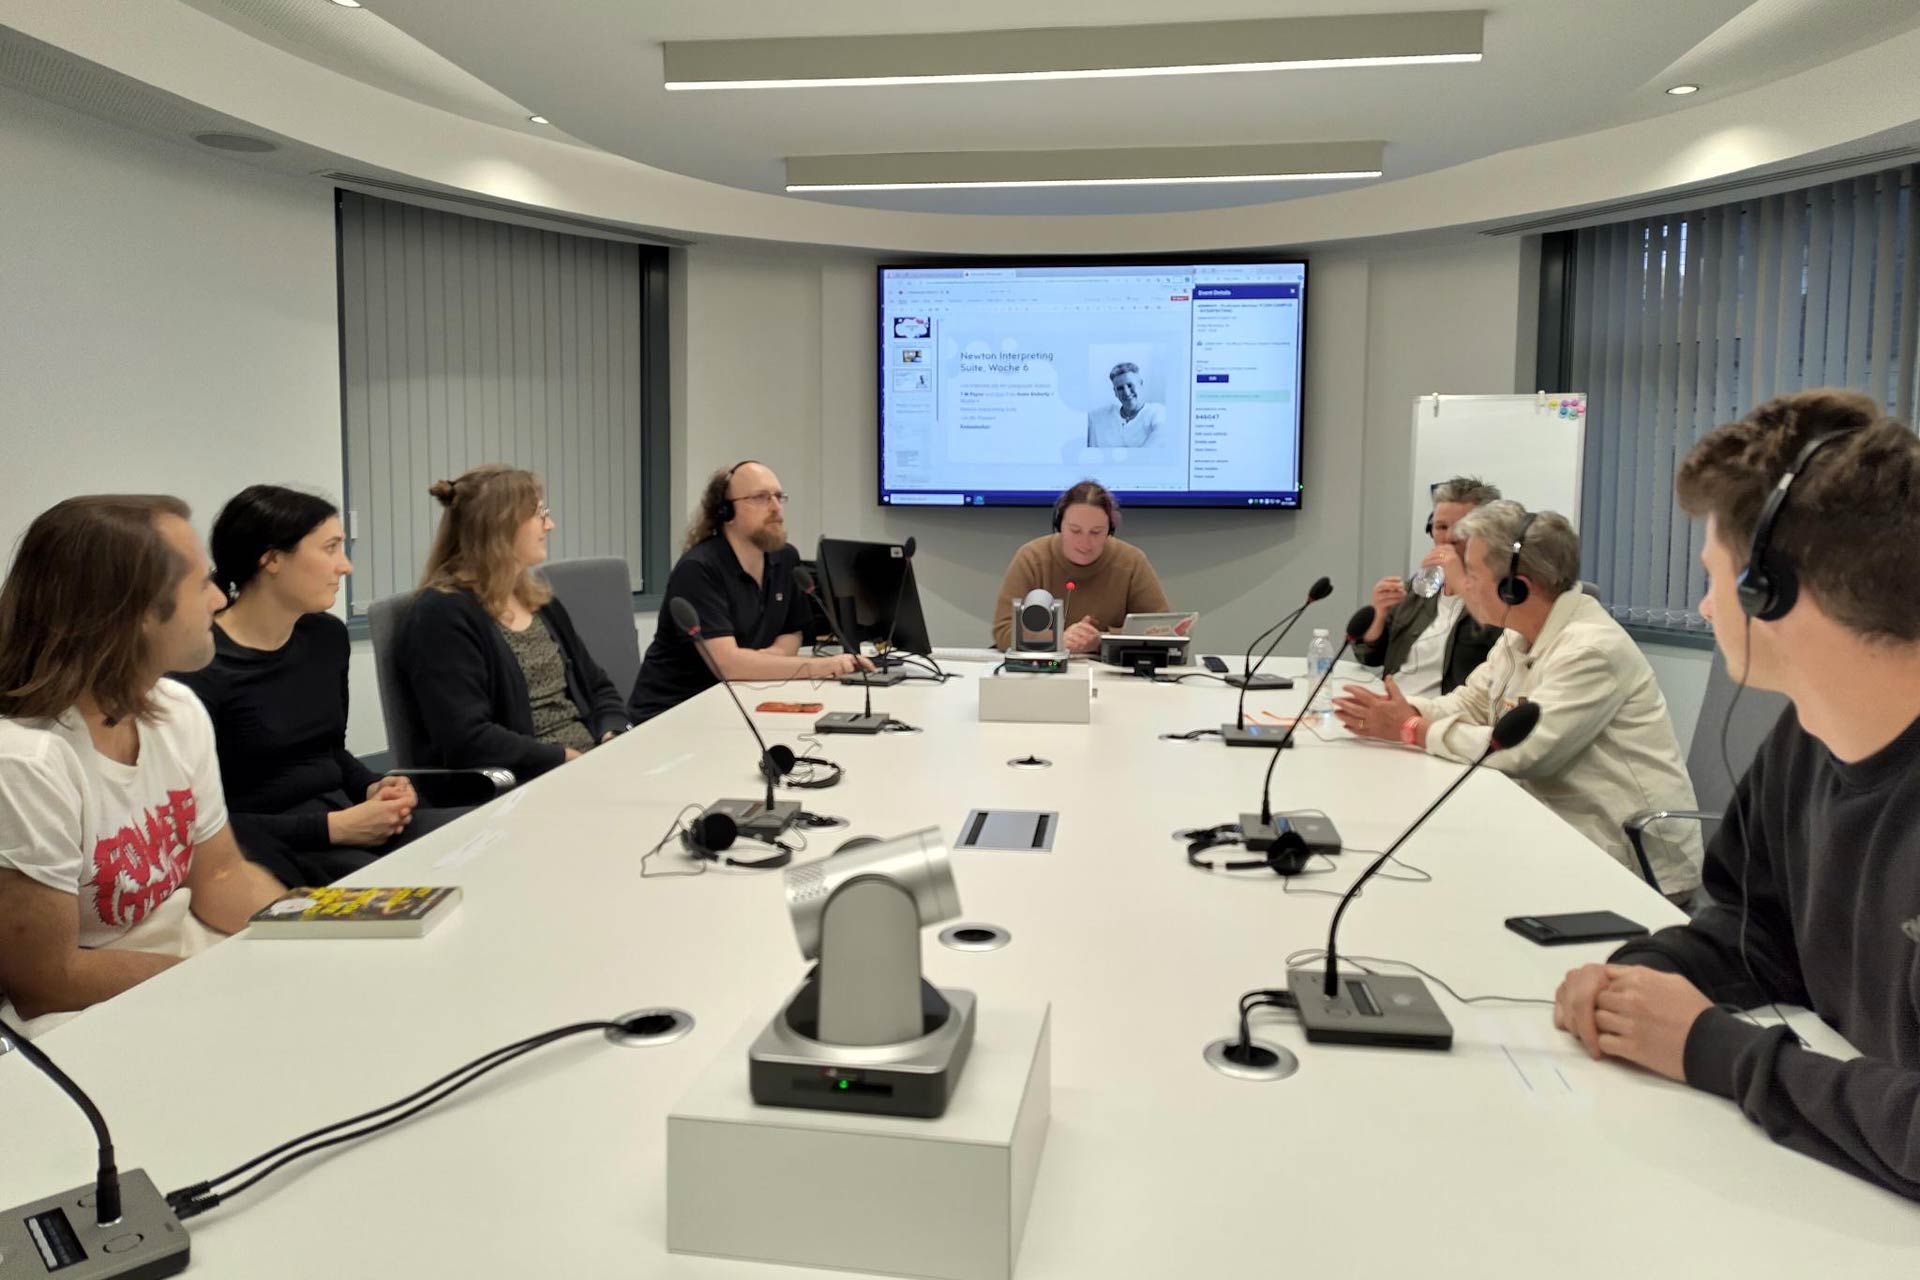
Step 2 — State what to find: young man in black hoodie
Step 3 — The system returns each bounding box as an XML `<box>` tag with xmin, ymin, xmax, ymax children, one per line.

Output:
<box><xmin>1552</xmin><ymin>388</ymin><xmax>1920</xmax><ymax>1201</ymax></box>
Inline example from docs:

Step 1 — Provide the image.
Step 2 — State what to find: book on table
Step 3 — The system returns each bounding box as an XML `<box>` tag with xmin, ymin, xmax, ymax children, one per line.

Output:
<box><xmin>247</xmin><ymin>886</ymin><xmax>462</xmax><ymax>939</ymax></box>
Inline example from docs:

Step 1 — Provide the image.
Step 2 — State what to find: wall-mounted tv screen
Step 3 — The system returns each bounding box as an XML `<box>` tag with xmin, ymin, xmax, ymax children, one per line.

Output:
<box><xmin>877</xmin><ymin>259</ymin><xmax>1307</xmax><ymax>509</ymax></box>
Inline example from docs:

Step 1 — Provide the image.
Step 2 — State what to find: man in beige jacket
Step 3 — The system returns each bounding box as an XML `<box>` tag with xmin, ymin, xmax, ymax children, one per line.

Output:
<box><xmin>1333</xmin><ymin>501</ymin><xmax>1702</xmax><ymax>897</ymax></box>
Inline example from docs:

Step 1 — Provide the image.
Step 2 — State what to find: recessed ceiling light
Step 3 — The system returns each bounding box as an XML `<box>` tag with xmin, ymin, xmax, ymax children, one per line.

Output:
<box><xmin>1666</xmin><ymin>84</ymin><xmax>1700</xmax><ymax>96</ymax></box>
<box><xmin>328</xmin><ymin>0</ymin><xmax>365</xmax><ymax>8</ymax></box>
<box><xmin>528</xmin><ymin>115</ymin><xmax>550</xmax><ymax>124</ymax></box>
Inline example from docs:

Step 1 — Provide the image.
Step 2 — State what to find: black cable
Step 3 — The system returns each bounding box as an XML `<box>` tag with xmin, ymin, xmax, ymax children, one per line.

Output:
<box><xmin>898</xmin><ymin>652</ymin><xmax>954</xmax><ymax>682</ymax></box>
<box><xmin>1723</xmin><ymin>615</ymin><xmax>1805</xmax><ymax>1043</ymax></box>
<box><xmin>1236</xmin><ymin>993</ymin><xmax>1296</xmax><ymax>1051</ymax></box>
<box><xmin>1279</xmin><ymin>851</ymin><xmax>1431</xmax><ymax>897</ymax></box>
<box><xmin>167</xmin><ymin>1018</ymin><xmax>629</xmax><ymax>1219</ymax></box>
<box><xmin>640</xmin><ymin>804</ymin><xmax>709</xmax><ymax>878</ymax></box>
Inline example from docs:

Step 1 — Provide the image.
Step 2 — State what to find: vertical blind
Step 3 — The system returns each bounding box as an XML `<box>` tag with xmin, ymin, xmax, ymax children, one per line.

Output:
<box><xmin>1567</xmin><ymin>165</ymin><xmax>1920</xmax><ymax>632</ymax></box>
<box><xmin>338</xmin><ymin>191</ymin><xmax>651</xmax><ymax>613</ymax></box>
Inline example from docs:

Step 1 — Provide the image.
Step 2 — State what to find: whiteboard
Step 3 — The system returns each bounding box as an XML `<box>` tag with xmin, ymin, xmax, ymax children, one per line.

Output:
<box><xmin>1408</xmin><ymin>393</ymin><xmax>1585</xmax><ymax>567</ymax></box>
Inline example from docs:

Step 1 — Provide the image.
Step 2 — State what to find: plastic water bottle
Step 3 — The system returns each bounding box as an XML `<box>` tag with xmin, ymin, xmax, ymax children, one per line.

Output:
<box><xmin>1306</xmin><ymin>629</ymin><xmax>1334</xmax><ymax>678</ymax></box>
<box><xmin>1409</xmin><ymin>563</ymin><xmax>1446</xmax><ymax>598</ymax></box>
<box><xmin>1305</xmin><ymin>629</ymin><xmax>1339</xmax><ymax>732</ymax></box>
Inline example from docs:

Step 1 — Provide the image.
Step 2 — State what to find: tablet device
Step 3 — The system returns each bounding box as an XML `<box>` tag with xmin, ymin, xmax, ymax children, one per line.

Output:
<box><xmin>1118</xmin><ymin>611</ymin><xmax>1198</xmax><ymax>637</ymax></box>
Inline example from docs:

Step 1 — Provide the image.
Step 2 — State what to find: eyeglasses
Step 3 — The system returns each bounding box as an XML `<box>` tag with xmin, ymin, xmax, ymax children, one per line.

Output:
<box><xmin>536</xmin><ymin>503</ymin><xmax>553</xmax><ymax>521</ymax></box>
<box><xmin>731</xmin><ymin>491</ymin><xmax>790</xmax><ymax>508</ymax></box>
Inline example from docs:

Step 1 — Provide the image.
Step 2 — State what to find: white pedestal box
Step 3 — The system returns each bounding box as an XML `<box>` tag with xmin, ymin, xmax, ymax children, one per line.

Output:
<box><xmin>667</xmin><ymin>1003</ymin><xmax>1052</xmax><ymax>1280</ymax></box>
<box><xmin>978</xmin><ymin>665</ymin><xmax>1090</xmax><ymax>725</ymax></box>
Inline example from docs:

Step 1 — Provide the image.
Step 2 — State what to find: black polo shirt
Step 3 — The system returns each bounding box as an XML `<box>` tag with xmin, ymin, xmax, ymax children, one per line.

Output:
<box><xmin>627</xmin><ymin>536</ymin><xmax>809</xmax><ymax>722</ymax></box>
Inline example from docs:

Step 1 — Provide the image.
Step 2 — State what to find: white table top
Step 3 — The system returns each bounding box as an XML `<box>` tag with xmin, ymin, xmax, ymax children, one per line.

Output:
<box><xmin>3</xmin><ymin>657</ymin><xmax>1913</xmax><ymax>1276</ymax></box>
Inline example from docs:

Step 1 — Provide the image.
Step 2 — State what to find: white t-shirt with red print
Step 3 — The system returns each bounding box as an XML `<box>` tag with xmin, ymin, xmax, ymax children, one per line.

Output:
<box><xmin>0</xmin><ymin>679</ymin><xmax>230</xmax><ymax>949</ymax></box>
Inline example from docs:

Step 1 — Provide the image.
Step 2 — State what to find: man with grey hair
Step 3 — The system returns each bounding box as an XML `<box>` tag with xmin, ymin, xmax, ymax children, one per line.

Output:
<box><xmin>1333</xmin><ymin>501</ymin><xmax>1702</xmax><ymax>897</ymax></box>
<box><xmin>1355</xmin><ymin>476</ymin><xmax>1506</xmax><ymax>698</ymax></box>
<box><xmin>1086</xmin><ymin>362</ymin><xmax>1165</xmax><ymax>448</ymax></box>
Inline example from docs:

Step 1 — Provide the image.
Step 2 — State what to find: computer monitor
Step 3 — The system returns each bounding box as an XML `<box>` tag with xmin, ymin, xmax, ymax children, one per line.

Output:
<box><xmin>815</xmin><ymin>537</ymin><xmax>933</xmax><ymax>659</ymax></box>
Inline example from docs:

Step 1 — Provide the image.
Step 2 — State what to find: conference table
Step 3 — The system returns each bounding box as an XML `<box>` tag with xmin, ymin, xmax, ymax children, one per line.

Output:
<box><xmin>3</xmin><ymin>655</ymin><xmax>1914</xmax><ymax>1277</ymax></box>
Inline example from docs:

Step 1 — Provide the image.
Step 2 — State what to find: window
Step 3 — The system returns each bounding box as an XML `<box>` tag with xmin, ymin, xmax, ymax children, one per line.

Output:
<box><xmin>1546</xmin><ymin>165</ymin><xmax>1920</xmax><ymax>633</ymax></box>
<box><xmin>336</xmin><ymin>190</ymin><xmax>668</xmax><ymax>614</ymax></box>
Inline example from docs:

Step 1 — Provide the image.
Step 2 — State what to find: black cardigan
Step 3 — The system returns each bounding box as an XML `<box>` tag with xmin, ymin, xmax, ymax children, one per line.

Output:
<box><xmin>398</xmin><ymin>588</ymin><xmax>628</xmax><ymax>780</ymax></box>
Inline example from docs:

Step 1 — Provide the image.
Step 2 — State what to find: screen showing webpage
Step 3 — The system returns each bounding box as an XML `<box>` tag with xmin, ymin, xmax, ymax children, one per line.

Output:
<box><xmin>878</xmin><ymin>261</ymin><xmax>1306</xmax><ymax>508</ymax></box>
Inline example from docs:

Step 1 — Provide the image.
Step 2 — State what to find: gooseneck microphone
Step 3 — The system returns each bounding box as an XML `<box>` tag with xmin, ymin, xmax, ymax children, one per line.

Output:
<box><xmin>669</xmin><ymin>598</ymin><xmax>800</xmax><ymax>837</ymax></box>
<box><xmin>1221</xmin><ymin>576</ymin><xmax>1332</xmax><ymax>745</ymax></box>
<box><xmin>1289</xmin><ymin>701</ymin><xmax>1543</xmax><ymax>1049</ymax></box>
<box><xmin>793</xmin><ymin>567</ymin><xmax>889</xmax><ymax>735</ymax></box>
<box><xmin>1241</xmin><ymin>605</ymin><xmax>1375</xmax><ymax>849</ymax></box>
<box><xmin>0</xmin><ymin>1012</ymin><xmax>190</xmax><ymax>1276</ymax></box>
<box><xmin>1</xmin><ymin>1017</ymin><xmax>119</xmax><ymax>1224</ymax></box>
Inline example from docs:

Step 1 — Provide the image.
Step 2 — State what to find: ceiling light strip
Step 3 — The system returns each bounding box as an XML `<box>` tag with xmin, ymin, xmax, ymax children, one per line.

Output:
<box><xmin>787</xmin><ymin>171</ymin><xmax>1383</xmax><ymax>192</ymax></box>
<box><xmin>664</xmin><ymin>12</ymin><xmax>1486</xmax><ymax>90</ymax></box>
<box><xmin>669</xmin><ymin>53</ymin><xmax>1479</xmax><ymax>91</ymax></box>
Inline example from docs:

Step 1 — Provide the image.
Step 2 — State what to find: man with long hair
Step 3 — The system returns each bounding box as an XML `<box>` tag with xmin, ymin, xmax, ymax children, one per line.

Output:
<box><xmin>628</xmin><ymin>461</ymin><xmax>871</xmax><ymax>723</ymax></box>
<box><xmin>0</xmin><ymin>496</ymin><xmax>284</xmax><ymax>1028</ymax></box>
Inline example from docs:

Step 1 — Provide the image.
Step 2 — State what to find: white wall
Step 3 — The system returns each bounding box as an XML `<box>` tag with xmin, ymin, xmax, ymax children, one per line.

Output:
<box><xmin>0</xmin><ymin>86</ymin><xmax>340</xmax><ymax>554</ymax></box>
<box><xmin>0</xmin><ymin>87</ymin><xmax>389</xmax><ymax>745</ymax></box>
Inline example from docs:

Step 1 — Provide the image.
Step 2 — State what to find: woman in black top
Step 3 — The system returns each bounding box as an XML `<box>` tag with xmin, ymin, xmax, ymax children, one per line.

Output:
<box><xmin>178</xmin><ymin>486</ymin><xmax>451</xmax><ymax>886</ymax></box>
<box><xmin>399</xmin><ymin>465</ymin><xmax>629</xmax><ymax>780</ymax></box>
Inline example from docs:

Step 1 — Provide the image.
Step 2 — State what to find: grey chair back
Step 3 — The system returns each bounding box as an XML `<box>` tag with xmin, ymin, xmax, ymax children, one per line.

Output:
<box><xmin>540</xmin><ymin>557</ymin><xmax>641</xmax><ymax>698</ymax></box>
<box><xmin>1686</xmin><ymin>647</ymin><xmax>1791</xmax><ymax>815</ymax></box>
<box><xmin>367</xmin><ymin>591</ymin><xmax>431</xmax><ymax>768</ymax></box>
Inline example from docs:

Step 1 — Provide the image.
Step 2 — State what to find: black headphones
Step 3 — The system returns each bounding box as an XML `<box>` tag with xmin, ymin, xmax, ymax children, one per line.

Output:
<box><xmin>784</xmin><ymin>751</ymin><xmax>845</xmax><ymax>790</ymax></box>
<box><xmin>679</xmin><ymin>810</ymin><xmax>793</xmax><ymax>869</ymax></box>
<box><xmin>1737</xmin><ymin>433</ymin><xmax>1847</xmax><ymax>622</ymax></box>
<box><xmin>714</xmin><ymin>460</ymin><xmax>759</xmax><ymax>527</ymax></box>
<box><xmin>1497</xmin><ymin>511</ymin><xmax>1539</xmax><ymax>607</ymax></box>
<box><xmin>1182</xmin><ymin>824</ymin><xmax>1312</xmax><ymax>876</ymax></box>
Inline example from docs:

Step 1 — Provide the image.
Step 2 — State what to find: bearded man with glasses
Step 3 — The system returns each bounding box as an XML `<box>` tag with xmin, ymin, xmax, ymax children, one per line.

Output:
<box><xmin>627</xmin><ymin>461</ymin><xmax>874</xmax><ymax>723</ymax></box>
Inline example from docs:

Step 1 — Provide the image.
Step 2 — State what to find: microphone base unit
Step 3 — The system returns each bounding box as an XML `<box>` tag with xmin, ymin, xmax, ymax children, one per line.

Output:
<box><xmin>1286</xmin><ymin>970</ymin><xmax>1453</xmax><ymax>1050</ymax></box>
<box><xmin>837</xmin><ymin>670</ymin><xmax>907</xmax><ymax>687</ymax></box>
<box><xmin>1223</xmin><ymin>672</ymin><xmax>1295</xmax><ymax>690</ymax></box>
<box><xmin>706</xmin><ymin>797</ymin><xmax>802</xmax><ymax>842</ymax></box>
<box><xmin>814</xmin><ymin>711</ymin><xmax>890</xmax><ymax>735</ymax></box>
<box><xmin>1219</xmin><ymin>723</ymin><xmax>1298</xmax><ymax>748</ymax></box>
<box><xmin>1237</xmin><ymin>811</ymin><xmax>1342</xmax><ymax>854</ymax></box>
<box><xmin>0</xmin><ymin>1169</ymin><xmax>188</xmax><ymax>1280</ymax></box>
<box><xmin>749</xmin><ymin>984</ymin><xmax>977</xmax><ymax>1120</ymax></box>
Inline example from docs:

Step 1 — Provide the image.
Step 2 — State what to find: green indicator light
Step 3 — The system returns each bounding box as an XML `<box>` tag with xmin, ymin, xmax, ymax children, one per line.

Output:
<box><xmin>837</xmin><ymin>1079</ymin><xmax>850</xmax><ymax>1089</ymax></box>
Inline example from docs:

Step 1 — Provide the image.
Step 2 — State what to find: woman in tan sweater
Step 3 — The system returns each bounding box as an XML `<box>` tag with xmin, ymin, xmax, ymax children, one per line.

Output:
<box><xmin>991</xmin><ymin>480</ymin><xmax>1170</xmax><ymax>652</ymax></box>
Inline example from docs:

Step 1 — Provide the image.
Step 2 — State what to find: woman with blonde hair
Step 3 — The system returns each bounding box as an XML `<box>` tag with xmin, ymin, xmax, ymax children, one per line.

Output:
<box><xmin>398</xmin><ymin>465</ymin><xmax>629</xmax><ymax>780</ymax></box>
